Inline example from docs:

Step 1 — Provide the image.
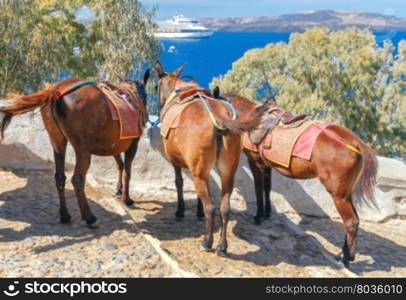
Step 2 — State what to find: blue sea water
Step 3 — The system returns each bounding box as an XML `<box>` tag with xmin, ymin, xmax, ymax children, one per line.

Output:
<box><xmin>159</xmin><ymin>31</ymin><xmax>406</xmax><ymax>88</ymax></box>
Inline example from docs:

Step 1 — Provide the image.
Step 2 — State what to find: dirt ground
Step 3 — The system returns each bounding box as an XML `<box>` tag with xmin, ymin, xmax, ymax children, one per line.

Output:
<box><xmin>0</xmin><ymin>167</ymin><xmax>405</xmax><ymax>277</ymax></box>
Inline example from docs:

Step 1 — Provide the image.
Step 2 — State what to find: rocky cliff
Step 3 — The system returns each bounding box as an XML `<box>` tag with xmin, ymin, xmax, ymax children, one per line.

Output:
<box><xmin>200</xmin><ymin>10</ymin><xmax>406</xmax><ymax>32</ymax></box>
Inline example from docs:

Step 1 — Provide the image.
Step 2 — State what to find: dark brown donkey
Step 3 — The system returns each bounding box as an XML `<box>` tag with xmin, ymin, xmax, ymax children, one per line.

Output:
<box><xmin>213</xmin><ymin>88</ymin><xmax>378</xmax><ymax>267</ymax></box>
<box><xmin>155</xmin><ymin>61</ymin><xmax>261</xmax><ymax>255</ymax></box>
<box><xmin>0</xmin><ymin>70</ymin><xmax>150</xmax><ymax>227</ymax></box>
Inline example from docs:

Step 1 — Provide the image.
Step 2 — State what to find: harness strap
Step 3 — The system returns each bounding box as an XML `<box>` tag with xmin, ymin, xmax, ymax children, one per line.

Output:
<box><xmin>198</xmin><ymin>93</ymin><xmax>228</xmax><ymax>131</ymax></box>
<box><xmin>201</xmin><ymin>94</ymin><xmax>237</xmax><ymax>120</ymax></box>
<box><xmin>314</xmin><ymin>124</ymin><xmax>362</xmax><ymax>155</ymax></box>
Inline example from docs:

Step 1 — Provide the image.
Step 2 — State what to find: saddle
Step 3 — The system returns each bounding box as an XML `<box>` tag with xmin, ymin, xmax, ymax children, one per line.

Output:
<box><xmin>160</xmin><ymin>80</ymin><xmax>213</xmax><ymax>121</ymax></box>
<box><xmin>160</xmin><ymin>79</ymin><xmax>236</xmax><ymax>138</ymax></box>
<box><xmin>98</xmin><ymin>82</ymin><xmax>147</xmax><ymax>139</ymax></box>
<box><xmin>174</xmin><ymin>81</ymin><xmax>212</xmax><ymax>101</ymax></box>
<box><xmin>248</xmin><ymin>104</ymin><xmax>308</xmax><ymax>145</ymax></box>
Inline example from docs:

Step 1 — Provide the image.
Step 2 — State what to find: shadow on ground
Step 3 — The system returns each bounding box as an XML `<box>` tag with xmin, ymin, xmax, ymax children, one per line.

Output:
<box><xmin>0</xmin><ymin>144</ymin><xmax>136</xmax><ymax>254</ymax></box>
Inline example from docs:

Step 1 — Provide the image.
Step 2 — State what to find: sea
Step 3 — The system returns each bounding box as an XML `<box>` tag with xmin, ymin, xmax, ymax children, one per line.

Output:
<box><xmin>159</xmin><ymin>31</ymin><xmax>406</xmax><ymax>89</ymax></box>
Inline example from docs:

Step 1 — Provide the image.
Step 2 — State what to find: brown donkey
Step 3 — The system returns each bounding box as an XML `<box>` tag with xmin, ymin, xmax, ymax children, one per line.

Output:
<box><xmin>213</xmin><ymin>88</ymin><xmax>378</xmax><ymax>267</ymax></box>
<box><xmin>0</xmin><ymin>71</ymin><xmax>150</xmax><ymax>227</ymax></box>
<box><xmin>155</xmin><ymin>61</ymin><xmax>261</xmax><ymax>255</ymax></box>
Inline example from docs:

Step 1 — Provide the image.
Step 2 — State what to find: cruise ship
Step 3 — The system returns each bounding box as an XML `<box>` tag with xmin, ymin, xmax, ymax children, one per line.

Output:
<box><xmin>155</xmin><ymin>14</ymin><xmax>214</xmax><ymax>39</ymax></box>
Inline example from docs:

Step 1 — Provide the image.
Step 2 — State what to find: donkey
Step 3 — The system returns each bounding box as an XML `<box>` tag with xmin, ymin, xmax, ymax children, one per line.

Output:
<box><xmin>0</xmin><ymin>70</ymin><xmax>150</xmax><ymax>227</ymax></box>
<box><xmin>213</xmin><ymin>87</ymin><xmax>378</xmax><ymax>267</ymax></box>
<box><xmin>155</xmin><ymin>61</ymin><xmax>261</xmax><ymax>255</ymax></box>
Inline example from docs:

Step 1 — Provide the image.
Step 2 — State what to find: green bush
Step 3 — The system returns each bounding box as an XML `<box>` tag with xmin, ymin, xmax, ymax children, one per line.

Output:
<box><xmin>0</xmin><ymin>0</ymin><xmax>160</xmax><ymax>95</ymax></box>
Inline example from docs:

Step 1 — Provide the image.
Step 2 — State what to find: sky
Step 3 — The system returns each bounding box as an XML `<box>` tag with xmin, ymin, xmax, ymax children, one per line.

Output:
<box><xmin>140</xmin><ymin>0</ymin><xmax>406</xmax><ymax>20</ymax></box>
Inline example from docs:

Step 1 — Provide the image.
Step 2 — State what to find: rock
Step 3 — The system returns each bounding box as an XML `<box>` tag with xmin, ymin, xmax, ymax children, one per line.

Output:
<box><xmin>103</xmin><ymin>242</ymin><xmax>118</xmax><ymax>250</ymax></box>
<box><xmin>298</xmin><ymin>255</ymin><xmax>312</xmax><ymax>265</ymax></box>
<box><xmin>139</xmin><ymin>251</ymin><xmax>152</xmax><ymax>260</ymax></box>
<box><xmin>145</xmin><ymin>256</ymin><xmax>159</xmax><ymax>269</ymax></box>
<box><xmin>268</xmin><ymin>229</ymin><xmax>282</xmax><ymax>239</ymax></box>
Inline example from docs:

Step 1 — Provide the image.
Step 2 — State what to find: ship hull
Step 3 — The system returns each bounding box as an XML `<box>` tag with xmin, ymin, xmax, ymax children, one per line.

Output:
<box><xmin>154</xmin><ymin>31</ymin><xmax>214</xmax><ymax>39</ymax></box>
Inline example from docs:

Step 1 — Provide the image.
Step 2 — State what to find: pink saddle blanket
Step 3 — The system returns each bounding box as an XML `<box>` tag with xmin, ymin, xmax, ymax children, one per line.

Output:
<box><xmin>243</xmin><ymin>121</ymin><xmax>331</xmax><ymax>165</ymax></box>
<box><xmin>292</xmin><ymin>122</ymin><xmax>330</xmax><ymax>160</ymax></box>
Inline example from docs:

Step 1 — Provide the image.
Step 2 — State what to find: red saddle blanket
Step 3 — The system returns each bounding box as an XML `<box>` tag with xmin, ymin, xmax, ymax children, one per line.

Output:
<box><xmin>243</xmin><ymin>121</ymin><xmax>330</xmax><ymax>168</ymax></box>
<box><xmin>99</xmin><ymin>84</ymin><xmax>143</xmax><ymax>139</ymax></box>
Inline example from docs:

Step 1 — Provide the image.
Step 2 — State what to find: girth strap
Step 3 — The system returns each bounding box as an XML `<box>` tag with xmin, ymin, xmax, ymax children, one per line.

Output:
<box><xmin>55</xmin><ymin>80</ymin><xmax>96</xmax><ymax>100</ymax></box>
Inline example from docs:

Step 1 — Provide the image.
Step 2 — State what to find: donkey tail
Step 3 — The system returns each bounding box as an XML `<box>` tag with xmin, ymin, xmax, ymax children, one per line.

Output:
<box><xmin>0</xmin><ymin>87</ymin><xmax>57</xmax><ymax>139</ymax></box>
<box><xmin>353</xmin><ymin>142</ymin><xmax>378</xmax><ymax>206</ymax></box>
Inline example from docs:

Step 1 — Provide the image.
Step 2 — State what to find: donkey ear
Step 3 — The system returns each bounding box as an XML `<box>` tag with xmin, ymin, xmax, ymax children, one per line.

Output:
<box><xmin>143</xmin><ymin>69</ymin><xmax>150</xmax><ymax>85</ymax></box>
<box><xmin>155</xmin><ymin>61</ymin><xmax>165</xmax><ymax>78</ymax></box>
<box><xmin>213</xmin><ymin>86</ymin><xmax>220</xmax><ymax>98</ymax></box>
<box><xmin>173</xmin><ymin>64</ymin><xmax>187</xmax><ymax>77</ymax></box>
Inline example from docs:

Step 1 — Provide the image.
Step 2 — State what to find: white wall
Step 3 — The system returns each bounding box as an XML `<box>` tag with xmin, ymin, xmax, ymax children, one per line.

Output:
<box><xmin>1</xmin><ymin>112</ymin><xmax>405</xmax><ymax>222</ymax></box>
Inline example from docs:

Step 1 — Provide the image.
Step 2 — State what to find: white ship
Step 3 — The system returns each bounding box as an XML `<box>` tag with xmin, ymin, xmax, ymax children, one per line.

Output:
<box><xmin>155</xmin><ymin>14</ymin><xmax>214</xmax><ymax>39</ymax></box>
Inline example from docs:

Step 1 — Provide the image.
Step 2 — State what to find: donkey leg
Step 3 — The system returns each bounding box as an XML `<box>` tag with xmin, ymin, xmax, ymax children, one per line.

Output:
<box><xmin>215</xmin><ymin>136</ymin><xmax>240</xmax><ymax>256</ymax></box>
<box><xmin>113</xmin><ymin>155</ymin><xmax>124</xmax><ymax>197</ymax></box>
<box><xmin>247</xmin><ymin>158</ymin><xmax>264</xmax><ymax>225</ymax></box>
<box><xmin>196</xmin><ymin>197</ymin><xmax>205</xmax><ymax>220</ymax></box>
<box><xmin>333</xmin><ymin>195</ymin><xmax>359</xmax><ymax>268</ymax></box>
<box><xmin>193</xmin><ymin>176</ymin><xmax>215</xmax><ymax>251</ymax></box>
<box><xmin>121</xmin><ymin>140</ymin><xmax>139</xmax><ymax>207</ymax></box>
<box><xmin>215</xmin><ymin>172</ymin><xmax>235</xmax><ymax>256</ymax></box>
<box><xmin>54</xmin><ymin>144</ymin><xmax>70</xmax><ymax>224</ymax></box>
<box><xmin>264</xmin><ymin>167</ymin><xmax>272</xmax><ymax>219</ymax></box>
<box><xmin>174</xmin><ymin>165</ymin><xmax>185</xmax><ymax>220</ymax></box>
<box><xmin>71</xmin><ymin>151</ymin><xmax>97</xmax><ymax>227</ymax></box>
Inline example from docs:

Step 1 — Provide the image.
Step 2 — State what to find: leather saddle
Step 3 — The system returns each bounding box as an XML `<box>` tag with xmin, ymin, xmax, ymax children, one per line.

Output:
<box><xmin>160</xmin><ymin>80</ymin><xmax>212</xmax><ymax>123</ymax></box>
<box><xmin>174</xmin><ymin>81</ymin><xmax>212</xmax><ymax>101</ymax></box>
<box><xmin>249</xmin><ymin>104</ymin><xmax>308</xmax><ymax>146</ymax></box>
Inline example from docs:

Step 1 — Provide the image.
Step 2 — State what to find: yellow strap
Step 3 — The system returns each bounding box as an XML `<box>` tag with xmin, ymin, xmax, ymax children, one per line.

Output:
<box><xmin>345</xmin><ymin>144</ymin><xmax>362</xmax><ymax>155</ymax></box>
<box><xmin>208</xmin><ymin>112</ymin><xmax>227</xmax><ymax>131</ymax></box>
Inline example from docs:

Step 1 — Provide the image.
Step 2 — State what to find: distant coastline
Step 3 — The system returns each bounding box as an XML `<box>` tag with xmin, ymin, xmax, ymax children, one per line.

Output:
<box><xmin>199</xmin><ymin>10</ymin><xmax>406</xmax><ymax>32</ymax></box>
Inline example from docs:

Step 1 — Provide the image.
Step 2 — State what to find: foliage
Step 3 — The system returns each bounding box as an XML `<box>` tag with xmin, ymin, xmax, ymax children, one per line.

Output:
<box><xmin>0</xmin><ymin>0</ymin><xmax>160</xmax><ymax>96</ymax></box>
<box><xmin>211</xmin><ymin>28</ymin><xmax>406</xmax><ymax>157</ymax></box>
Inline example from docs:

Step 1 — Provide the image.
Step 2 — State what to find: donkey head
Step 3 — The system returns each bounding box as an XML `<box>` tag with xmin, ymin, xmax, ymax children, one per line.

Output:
<box><xmin>155</xmin><ymin>61</ymin><xmax>187</xmax><ymax>110</ymax></box>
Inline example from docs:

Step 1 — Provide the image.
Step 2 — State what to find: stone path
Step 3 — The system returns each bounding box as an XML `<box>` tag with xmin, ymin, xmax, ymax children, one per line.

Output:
<box><xmin>1</xmin><ymin>167</ymin><xmax>405</xmax><ymax>277</ymax></box>
<box><xmin>0</xmin><ymin>168</ymin><xmax>175</xmax><ymax>277</ymax></box>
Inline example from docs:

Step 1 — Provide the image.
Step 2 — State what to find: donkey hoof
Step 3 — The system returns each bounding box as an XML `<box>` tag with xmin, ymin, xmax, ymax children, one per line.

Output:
<box><xmin>215</xmin><ymin>246</ymin><xmax>227</xmax><ymax>257</ymax></box>
<box><xmin>264</xmin><ymin>213</ymin><xmax>271</xmax><ymax>220</ymax></box>
<box><xmin>175</xmin><ymin>211</ymin><xmax>184</xmax><ymax>221</ymax></box>
<box><xmin>60</xmin><ymin>214</ymin><xmax>71</xmax><ymax>224</ymax></box>
<box><xmin>196</xmin><ymin>211</ymin><xmax>205</xmax><ymax>220</ymax></box>
<box><xmin>342</xmin><ymin>259</ymin><xmax>350</xmax><ymax>269</ymax></box>
<box><xmin>86</xmin><ymin>215</ymin><xmax>98</xmax><ymax>228</ymax></box>
<box><xmin>200</xmin><ymin>241</ymin><xmax>213</xmax><ymax>252</ymax></box>
<box><xmin>114</xmin><ymin>191</ymin><xmax>122</xmax><ymax>197</ymax></box>
<box><xmin>253</xmin><ymin>216</ymin><xmax>262</xmax><ymax>225</ymax></box>
<box><xmin>124</xmin><ymin>199</ymin><xmax>135</xmax><ymax>208</ymax></box>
